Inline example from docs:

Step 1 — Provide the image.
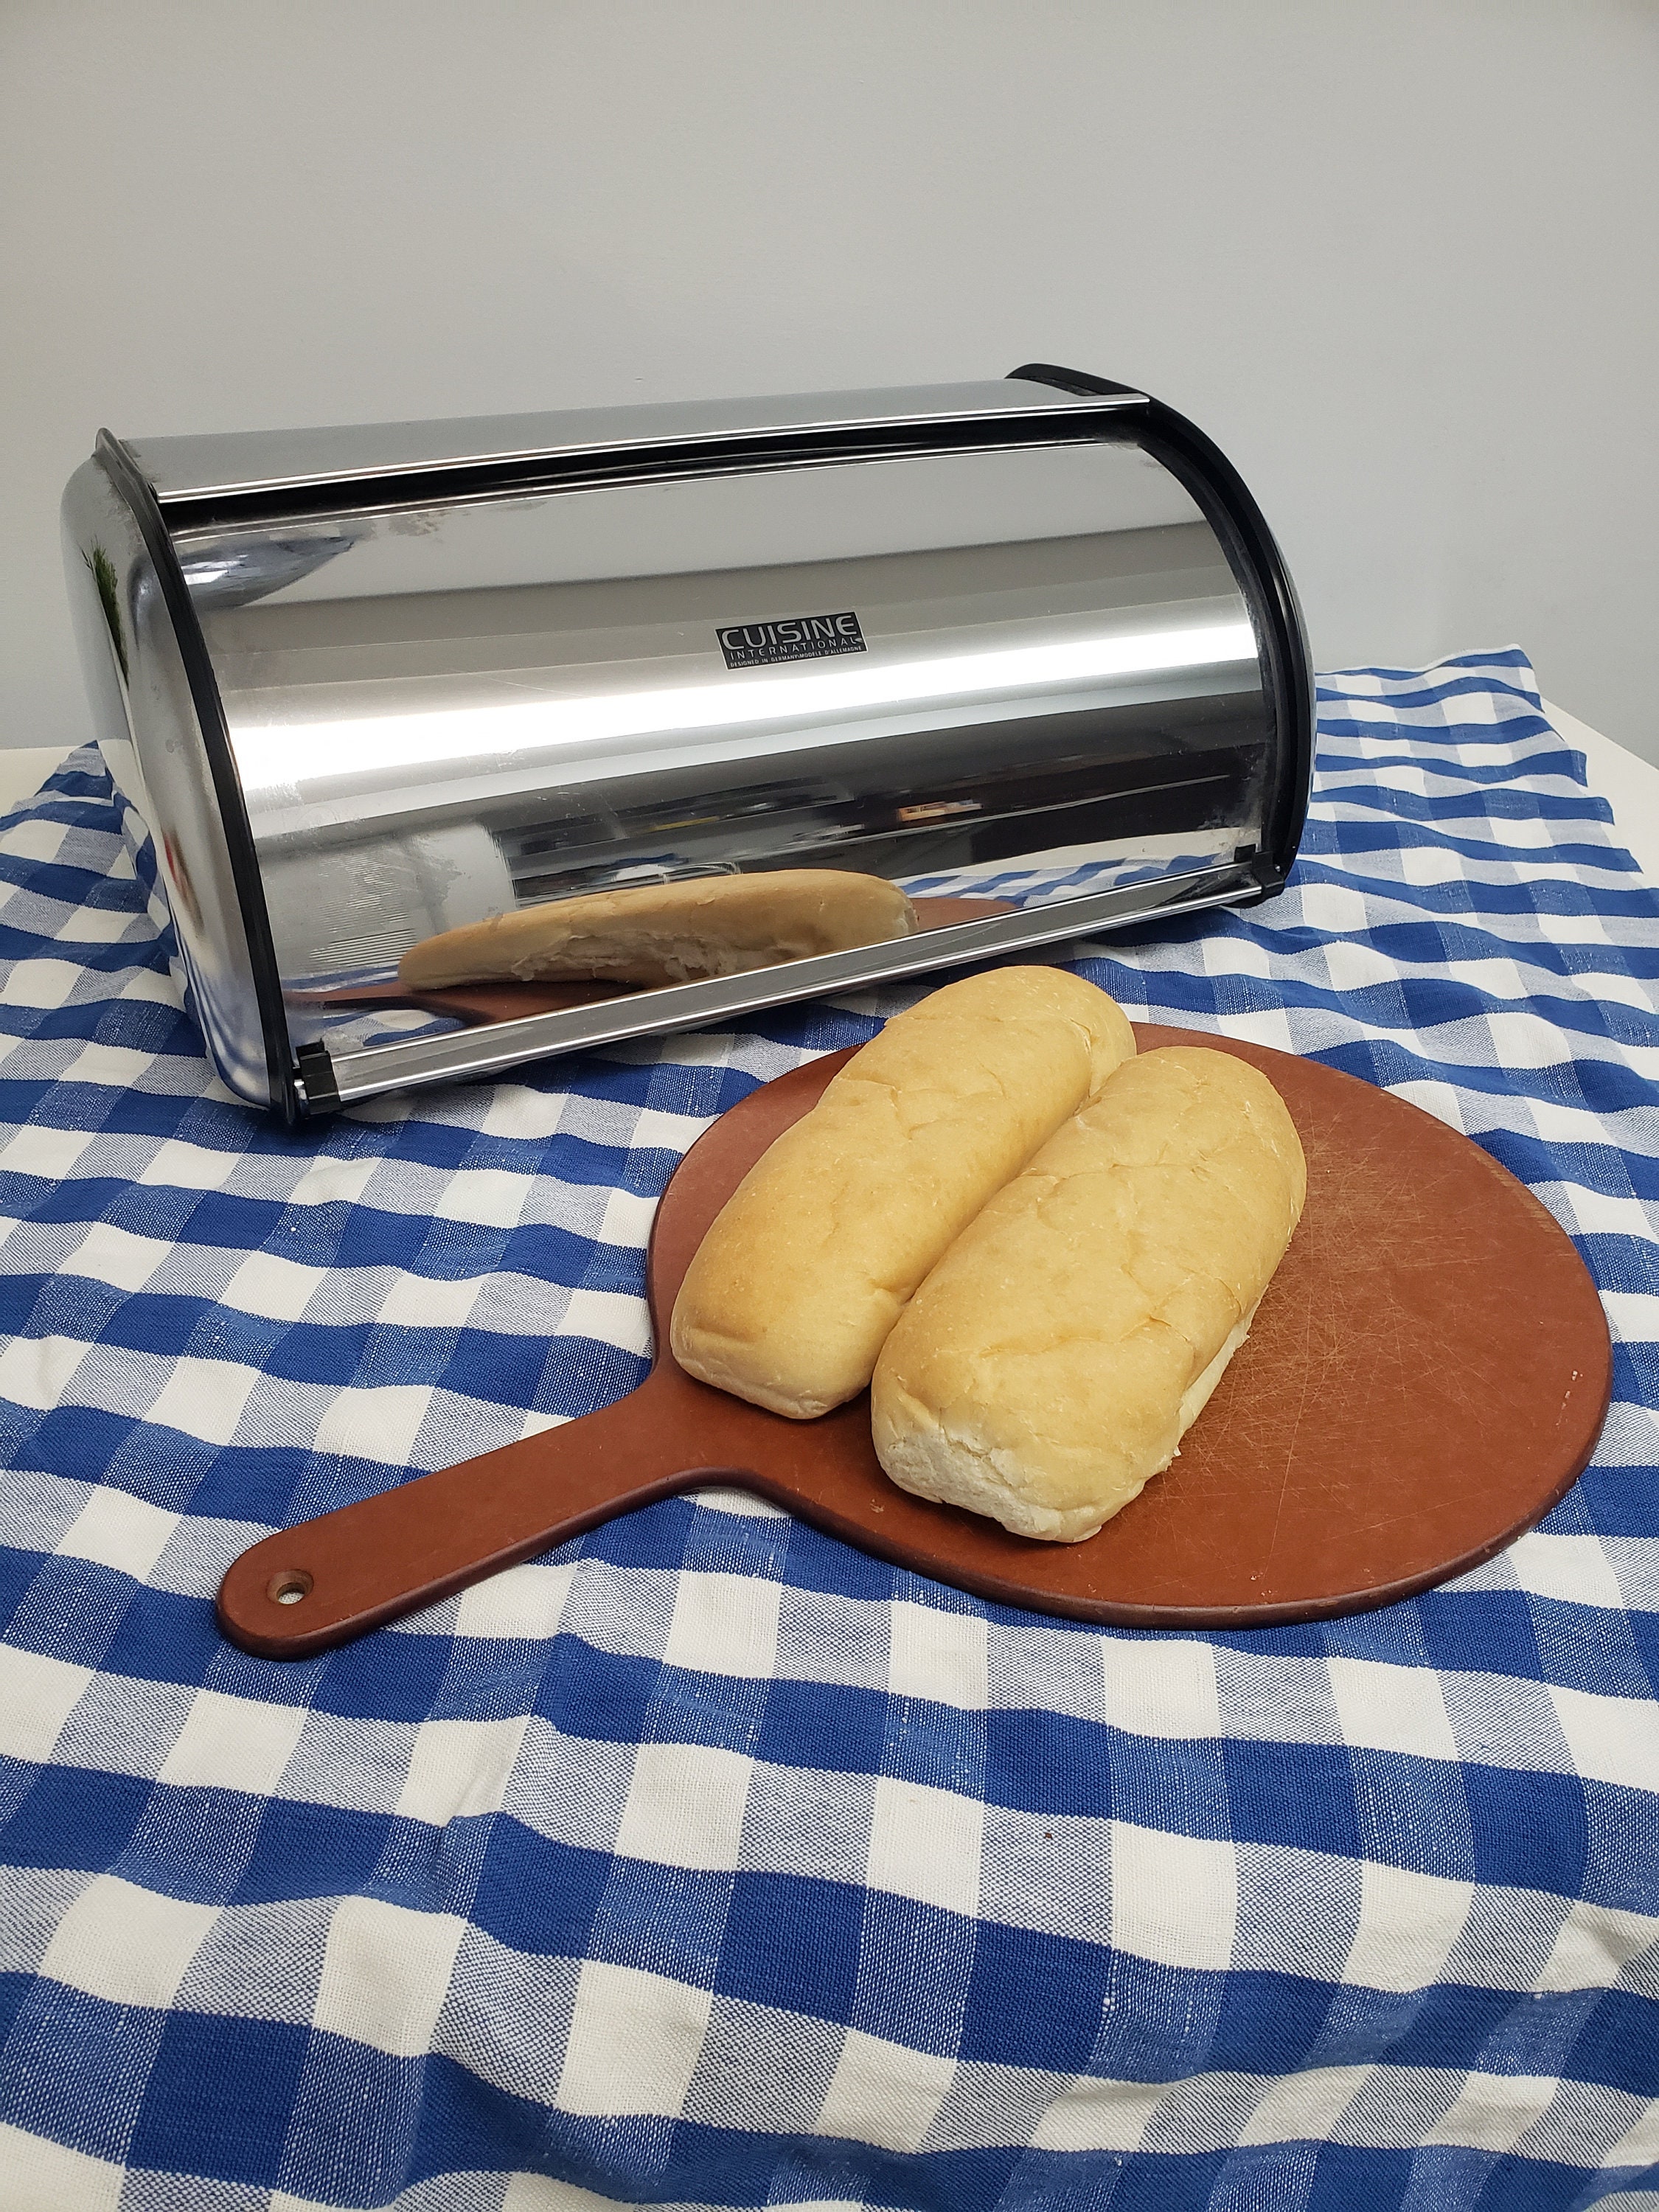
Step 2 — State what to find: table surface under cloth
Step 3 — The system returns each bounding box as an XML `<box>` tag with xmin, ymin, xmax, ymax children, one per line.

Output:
<box><xmin>0</xmin><ymin>648</ymin><xmax>1656</xmax><ymax>2212</ymax></box>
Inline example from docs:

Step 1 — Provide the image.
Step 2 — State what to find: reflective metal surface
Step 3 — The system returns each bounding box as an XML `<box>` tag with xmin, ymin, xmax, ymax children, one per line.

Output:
<box><xmin>60</xmin><ymin>456</ymin><xmax>279</xmax><ymax>1110</ymax></box>
<box><xmin>128</xmin><ymin>380</ymin><xmax>1143</xmax><ymax>505</ymax></box>
<box><xmin>62</xmin><ymin>378</ymin><xmax>1310</xmax><ymax>1116</ymax></box>
<box><xmin>322</xmin><ymin>866</ymin><xmax>1255</xmax><ymax>1108</ymax></box>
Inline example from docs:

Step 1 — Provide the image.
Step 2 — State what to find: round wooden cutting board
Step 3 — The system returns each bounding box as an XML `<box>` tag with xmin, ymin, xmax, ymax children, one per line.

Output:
<box><xmin>218</xmin><ymin>1027</ymin><xmax>1612</xmax><ymax>1658</ymax></box>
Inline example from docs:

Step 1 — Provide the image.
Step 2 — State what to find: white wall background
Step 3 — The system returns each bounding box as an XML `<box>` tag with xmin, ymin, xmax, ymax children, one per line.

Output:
<box><xmin>5</xmin><ymin>1</ymin><xmax>1658</xmax><ymax>757</ymax></box>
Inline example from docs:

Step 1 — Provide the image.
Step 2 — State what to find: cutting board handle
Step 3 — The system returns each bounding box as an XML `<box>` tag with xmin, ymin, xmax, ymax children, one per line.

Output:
<box><xmin>216</xmin><ymin>1377</ymin><xmax>730</xmax><ymax>1658</ymax></box>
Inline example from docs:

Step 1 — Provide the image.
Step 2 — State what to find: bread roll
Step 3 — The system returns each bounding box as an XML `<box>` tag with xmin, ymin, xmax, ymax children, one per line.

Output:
<box><xmin>871</xmin><ymin>1047</ymin><xmax>1306</xmax><ymax>1541</ymax></box>
<box><xmin>400</xmin><ymin>869</ymin><xmax>916</xmax><ymax>991</ymax></box>
<box><xmin>670</xmin><ymin>967</ymin><xmax>1136</xmax><ymax>1418</ymax></box>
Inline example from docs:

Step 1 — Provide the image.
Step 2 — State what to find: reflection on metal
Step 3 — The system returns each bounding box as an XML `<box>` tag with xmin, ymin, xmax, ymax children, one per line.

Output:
<box><xmin>175</xmin><ymin>533</ymin><xmax>356</xmax><ymax>611</ymax></box>
<box><xmin>60</xmin><ymin>453</ymin><xmax>277</xmax><ymax>1108</ymax></box>
<box><xmin>62</xmin><ymin>375</ymin><xmax>1312</xmax><ymax>1117</ymax></box>
<box><xmin>85</xmin><ymin>543</ymin><xmax>128</xmax><ymax>680</ymax></box>
<box><xmin>319</xmin><ymin>863</ymin><xmax>1254</xmax><ymax>1110</ymax></box>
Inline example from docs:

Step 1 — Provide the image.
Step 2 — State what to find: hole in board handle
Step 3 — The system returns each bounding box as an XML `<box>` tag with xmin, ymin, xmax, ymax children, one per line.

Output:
<box><xmin>268</xmin><ymin>1569</ymin><xmax>313</xmax><ymax>1607</ymax></box>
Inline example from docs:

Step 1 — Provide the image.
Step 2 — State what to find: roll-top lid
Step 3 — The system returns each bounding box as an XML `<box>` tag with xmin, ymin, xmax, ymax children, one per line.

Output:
<box><xmin>128</xmin><ymin>380</ymin><xmax>1146</xmax><ymax>510</ymax></box>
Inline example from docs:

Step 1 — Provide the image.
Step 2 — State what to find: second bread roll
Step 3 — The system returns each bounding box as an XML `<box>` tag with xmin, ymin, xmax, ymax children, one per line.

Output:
<box><xmin>871</xmin><ymin>1047</ymin><xmax>1307</xmax><ymax>1541</ymax></box>
<box><xmin>669</xmin><ymin>967</ymin><xmax>1135</xmax><ymax>1418</ymax></box>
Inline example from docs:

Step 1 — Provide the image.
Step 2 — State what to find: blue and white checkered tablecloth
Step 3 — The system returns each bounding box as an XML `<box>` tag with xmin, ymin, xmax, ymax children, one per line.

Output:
<box><xmin>1</xmin><ymin>650</ymin><xmax>1657</xmax><ymax>2211</ymax></box>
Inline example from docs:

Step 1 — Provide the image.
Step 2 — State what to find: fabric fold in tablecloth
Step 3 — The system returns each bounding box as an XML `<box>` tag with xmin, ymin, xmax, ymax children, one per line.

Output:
<box><xmin>0</xmin><ymin>648</ymin><xmax>1655</xmax><ymax>2210</ymax></box>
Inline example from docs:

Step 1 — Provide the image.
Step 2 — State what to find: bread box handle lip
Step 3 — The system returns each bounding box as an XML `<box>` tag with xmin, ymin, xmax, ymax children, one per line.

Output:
<box><xmin>124</xmin><ymin>378</ymin><xmax>1150</xmax><ymax>521</ymax></box>
<box><xmin>308</xmin><ymin>860</ymin><xmax>1257</xmax><ymax>1115</ymax></box>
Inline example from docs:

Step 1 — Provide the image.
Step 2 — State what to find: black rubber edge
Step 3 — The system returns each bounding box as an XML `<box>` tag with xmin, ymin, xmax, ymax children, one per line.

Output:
<box><xmin>1006</xmin><ymin>364</ymin><xmax>1315</xmax><ymax>896</ymax></box>
<box><xmin>1007</xmin><ymin>363</ymin><xmax>1143</xmax><ymax>400</ymax></box>
<box><xmin>96</xmin><ymin>432</ymin><xmax>302</xmax><ymax>1125</ymax></box>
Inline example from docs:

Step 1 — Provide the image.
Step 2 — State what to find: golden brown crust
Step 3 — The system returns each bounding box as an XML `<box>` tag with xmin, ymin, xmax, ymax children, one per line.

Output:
<box><xmin>398</xmin><ymin>870</ymin><xmax>917</xmax><ymax>990</ymax></box>
<box><xmin>870</xmin><ymin>1047</ymin><xmax>1307</xmax><ymax>1540</ymax></box>
<box><xmin>669</xmin><ymin>967</ymin><xmax>1136</xmax><ymax>1418</ymax></box>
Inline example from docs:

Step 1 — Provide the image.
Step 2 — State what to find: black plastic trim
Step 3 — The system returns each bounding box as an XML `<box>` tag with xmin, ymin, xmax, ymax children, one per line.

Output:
<box><xmin>156</xmin><ymin>408</ymin><xmax>1143</xmax><ymax>533</ymax></box>
<box><xmin>1006</xmin><ymin>363</ymin><xmax>1142</xmax><ymax>401</ymax></box>
<box><xmin>294</xmin><ymin>1040</ymin><xmax>341</xmax><ymax>1114</ymax></box>
<box><xmin>95</xmin><ymin>431</ymin><xmax>301</xmax><ymax>1125</ymax></box>
<box><xmin>1006</xmin><ymin>364</ymin><xmax>1315</xmax><ymax>897</ymax></box>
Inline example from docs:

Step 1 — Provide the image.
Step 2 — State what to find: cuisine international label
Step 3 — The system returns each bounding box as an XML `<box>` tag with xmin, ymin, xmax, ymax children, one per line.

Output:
<box><xmin>717</xmin><ymin>611</ymin><xmax>866</xmax><ymax>669</ymax></box>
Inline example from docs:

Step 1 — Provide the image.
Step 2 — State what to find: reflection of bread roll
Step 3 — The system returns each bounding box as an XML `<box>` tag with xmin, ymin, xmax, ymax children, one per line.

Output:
<box><xmin>670</xmin><ymin>968</ymin><xmax>1136</xmax><ymax>1419</ymax></box>
<box><xmin>399</xmin><ymin>869</ymin><xmax>916</xmax><ymax>990</ymax></box>
<box><xmin>872</xmin><ymin>1047</ymin><xmax>1306</xmax><ymax>1541</ymax></box>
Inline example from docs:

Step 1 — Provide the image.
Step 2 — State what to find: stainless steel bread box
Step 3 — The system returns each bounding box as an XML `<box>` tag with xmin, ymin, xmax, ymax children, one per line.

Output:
<box><xmin>61</xmin><ymin>366</ymin><xmax>1313</xmax><ymax>1121</ymax></box>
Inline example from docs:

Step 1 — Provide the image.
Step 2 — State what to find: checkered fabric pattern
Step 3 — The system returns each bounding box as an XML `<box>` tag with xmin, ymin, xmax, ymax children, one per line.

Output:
<box><xmin>1</xmin><ymin>650</ymin><xmax>1656</xmax><ymax>2211</ymax></box>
